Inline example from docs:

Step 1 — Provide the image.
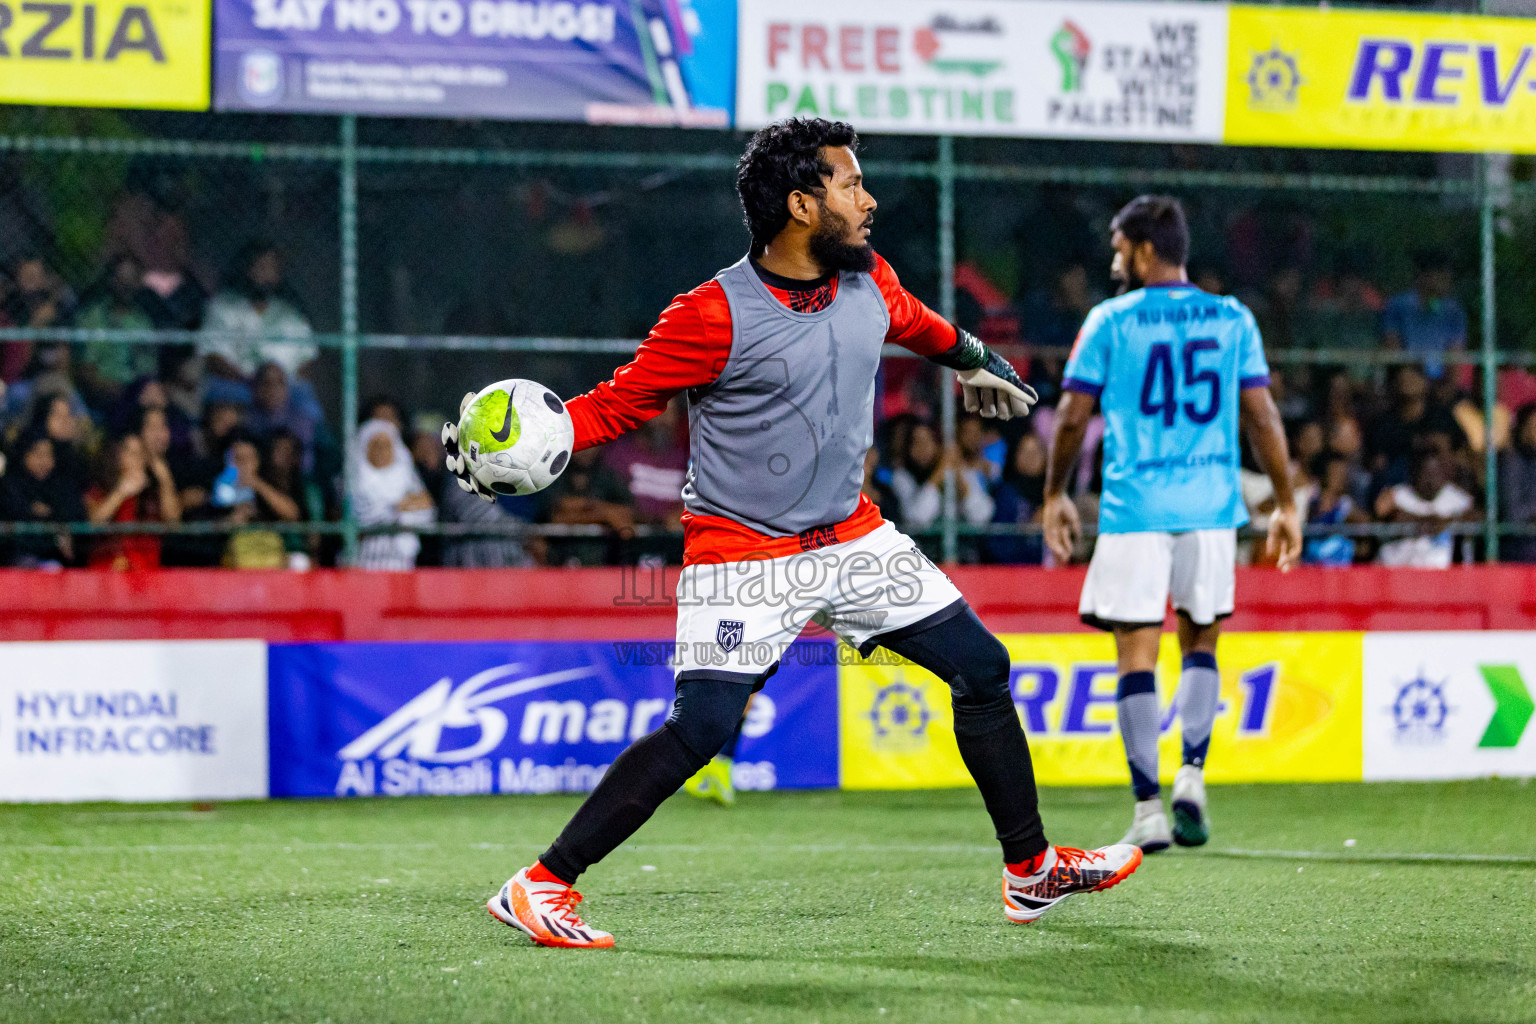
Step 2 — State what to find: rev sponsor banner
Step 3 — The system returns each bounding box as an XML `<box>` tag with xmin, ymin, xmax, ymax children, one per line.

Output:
<box><xmin>1225</xmin><ymin>6</ymin><xmax>1536</xmax><ymax>154</ymax></box>
<box><xmin>1363</xmin><ymin>632</ymin><xmax>1536</xmax><ymax>780</ymax></box>
<box><xmin>735</xmin><ymin>0</ymin><xmax>1227</xmax><ymax>141</ymax></box>
<box><xmin>0</xmin><ymin>640</ymin><xmax>268</xmax><ymax>802</ymax></box>
<box><xmin>839</xmin><ymin>632</ymin><xmax>1362</xmax><ymax>790</ymax></box>
<box><xmin>213</xmin><ymin>0</ymin><xmax>732</xmax><ymax>124</ymax></box>
<box><xmin>267</xmin><ymin>639</ymin><xmax>838</xmax><ymax>798</ymax></box>
<box><xmin>0</xmin><ymin>0</ymin><xmax>210</xmax><ymax>109</ymax></box>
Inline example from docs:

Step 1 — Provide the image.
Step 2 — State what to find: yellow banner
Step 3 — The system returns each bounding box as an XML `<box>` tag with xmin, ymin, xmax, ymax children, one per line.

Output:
<box><xmin>0</xmin><ymin>0</ymin><xmax>209</xmax><ymax>110</ymax></box>
<box><xmin>1226</xmin><ymin>6</ymin><xmax>1536</xmax><ymax>154</ymax></box>
<box><xmin>839</xmin><ymin>632</ymin><xmax>1363</xmax><ymax>790</ymax></box>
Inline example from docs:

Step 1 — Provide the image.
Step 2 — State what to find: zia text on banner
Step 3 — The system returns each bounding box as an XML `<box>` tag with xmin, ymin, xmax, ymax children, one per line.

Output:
<box><xmin>0</xmin><ymin>0</ymin><xmax>210</xmax><ymax>109</ymax></box>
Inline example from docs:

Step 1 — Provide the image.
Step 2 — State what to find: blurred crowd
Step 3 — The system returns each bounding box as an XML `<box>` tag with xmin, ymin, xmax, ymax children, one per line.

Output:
<box><xmin>0</xmin><ymin>227</ymin><xmax>343</xmax><ymax>570</ymax></box>
<box><xmin>2</xmin><ymin>227</ymin><xmax>1532</xmax><ymax>571</ymax></box>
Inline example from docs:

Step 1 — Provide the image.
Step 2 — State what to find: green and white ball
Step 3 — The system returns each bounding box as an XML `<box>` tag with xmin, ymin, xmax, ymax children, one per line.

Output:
<box><xmin>458</xmin><ymin>379</ymin><xmax>574</xmax><ymax>496</ymax></box>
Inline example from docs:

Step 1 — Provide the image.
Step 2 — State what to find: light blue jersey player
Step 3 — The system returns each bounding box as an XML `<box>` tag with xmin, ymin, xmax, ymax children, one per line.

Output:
<box><xmin>1043</xmin><ymin>196</ymin><xmax>1301</xmax><ymax>854</ymax></box>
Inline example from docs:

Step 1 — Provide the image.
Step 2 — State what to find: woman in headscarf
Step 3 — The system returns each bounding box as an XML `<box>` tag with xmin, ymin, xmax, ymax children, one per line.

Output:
<box><xmin>349</xmin><ymin>417</ymin><xmax>435</xmax><ymax>570</ymax></box>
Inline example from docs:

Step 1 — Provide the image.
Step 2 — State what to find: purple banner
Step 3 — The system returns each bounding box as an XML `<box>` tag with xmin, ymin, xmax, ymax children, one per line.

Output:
<box><xmin>268</xmin><ymin>639</ymin><xmax>839</xmax><ymax>798</ymax></box>
<box><xmin>214</xmin><ymin>0</ymin><xmax>731</xmax><ymax>124</ymax></box>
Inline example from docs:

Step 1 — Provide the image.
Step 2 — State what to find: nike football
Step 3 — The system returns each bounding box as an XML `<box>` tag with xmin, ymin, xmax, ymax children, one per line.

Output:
<box><xmin>457</xmin><ymin>379</ymin><xmax>574</xmax><ymax>496</ymax></box>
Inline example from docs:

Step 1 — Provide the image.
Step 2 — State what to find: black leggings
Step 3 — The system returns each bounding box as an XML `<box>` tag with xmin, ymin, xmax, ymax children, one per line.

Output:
<box><xmin>872</xmin><ymin>601</ymin><xmax>1047</xmax><ymax>864</ymax></box>
<box><xmin>539</xmin><ymin>600</ymin><xmax>1046</xmax><ymax>883</ymax></box>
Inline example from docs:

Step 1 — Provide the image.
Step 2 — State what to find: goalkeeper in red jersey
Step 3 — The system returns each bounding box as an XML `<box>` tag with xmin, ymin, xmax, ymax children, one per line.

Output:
<box><xmin>444</xmin><ymin>119</ymin><xmax>1142</xmax><ymax>947</ymax></box>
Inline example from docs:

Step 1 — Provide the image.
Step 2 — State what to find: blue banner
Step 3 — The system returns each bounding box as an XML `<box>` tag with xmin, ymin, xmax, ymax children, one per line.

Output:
<box><xmin>268</xmin><ymin>640</ymin><xmax>837</xmax><ymax>797</ymax></box>
<box><xmin>214</xmin><ymin>0</ymin><xmax>733</xmax><ymax>124</ymax></box>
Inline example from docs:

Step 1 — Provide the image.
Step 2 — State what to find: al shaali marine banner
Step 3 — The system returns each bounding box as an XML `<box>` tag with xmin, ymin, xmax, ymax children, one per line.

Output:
<box><xmin>1226</xmin><ymin>5</ymin><xmax>1536</xmax><ymax>154</ymax></box>
<box><xmin>267</xmin><ymin>640</ymin><xmax>839</xmax><ymax>797</ymax></box>
<box><xmin>735</xmin><ymin>0</ymin><xmax>1228</xmax><ymax>141</ymax></box>
<box><xmin>0</xmin><ymin>0</ymin><xmax>210</xmax><ymax>109</ymax></box>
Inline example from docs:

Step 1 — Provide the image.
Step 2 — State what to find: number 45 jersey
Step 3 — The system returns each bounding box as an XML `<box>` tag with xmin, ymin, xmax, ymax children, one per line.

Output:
<box><xmin>1062</xmin><ymin>283</ymin><xmax>1270</xmax><ymax>536</ymax></box>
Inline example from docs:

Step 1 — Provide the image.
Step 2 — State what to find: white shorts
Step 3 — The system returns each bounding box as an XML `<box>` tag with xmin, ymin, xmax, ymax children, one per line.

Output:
<box><xmin>673</xmin><ymin>521</ymin><xmax>965</xmax><ymax>684</ymax></box>
<box><xmin>1079</xmin><ymin>529</ymin><xmax>1236</xmax><ymax>630</ymax></box>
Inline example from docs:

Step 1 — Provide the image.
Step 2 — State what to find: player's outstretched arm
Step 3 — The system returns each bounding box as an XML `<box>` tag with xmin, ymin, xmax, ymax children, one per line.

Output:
<box><xmin>871</xmin><ymin>253</ymin><xmax>1036</xmax><ymax>420</ymax></box>
<box><xmin>1240</xmin><ymin>385</ymin><xmax>1302</xmax><ymax>571</ymax></box>
<box><xmin>563</xmin><ymin>285</ymin><xmax>731</xmax><ymax>450</ymax></box>
<box><xmin>1042</xmin><ymin>390</ymin><xmax>1095</xmax><ymax>563</ymax></box>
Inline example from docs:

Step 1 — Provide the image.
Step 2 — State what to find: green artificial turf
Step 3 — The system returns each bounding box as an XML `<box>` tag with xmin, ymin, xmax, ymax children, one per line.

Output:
<box><xmin>1</xmin><ymin>783</ymin><xmax>1533</xmax><ymax>1024</ymax></box>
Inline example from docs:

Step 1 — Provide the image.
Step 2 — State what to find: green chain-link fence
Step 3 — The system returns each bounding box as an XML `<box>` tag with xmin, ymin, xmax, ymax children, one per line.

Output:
<box><xmin>1</xmin><ymin>107</ymin><xmax>1533</xmax><ymax>565</ymax></box>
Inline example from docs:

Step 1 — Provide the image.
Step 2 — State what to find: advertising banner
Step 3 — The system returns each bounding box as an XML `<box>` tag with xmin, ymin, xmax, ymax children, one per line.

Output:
<box><xmin>0</xmin><ymin>0</ymin><xmax>210</xmax><ymax>109</ymax></box>
<box><xmin>1363</xmin><ymin>632</ymin><xmax>1536</xmax><ymax>781</ymax></box>
<box><xmin>0</xmin><ymin>641</ymin><xmax>268</xmax><ymax>802</ymax></box>
<box><xmin>213</xmin><ymin>0</ymin><xmax>732</xmax><ymax>124</ymax></box>
<box><xmin>735</xmin><ymin>0</ymin><xmax>1227</xmax><ymax>141</ymax></box>
<box><xmin>1225</xmin><ymin>6</ymin><xmax>1536</xmax><ymax>154</ymax></box>
<box><xmin>840</xmin><ymin>632</ymin><xmax>1363</xmax><ymax>790</ymax></box>
<box><xmin>268</xmin><ymin>639</ymin><xmax>838</xmax><ymax>797</ymax></box>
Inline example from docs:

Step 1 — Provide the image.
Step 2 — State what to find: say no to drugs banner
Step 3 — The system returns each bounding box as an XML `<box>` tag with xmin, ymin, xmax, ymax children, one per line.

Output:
<box><xmin>212</xmin><ymin>0</ymin><xmax>734</xmax><ymax>124</ymax></box>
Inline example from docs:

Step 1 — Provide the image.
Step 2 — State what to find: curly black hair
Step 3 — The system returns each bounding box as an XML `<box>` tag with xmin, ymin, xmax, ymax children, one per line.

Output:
<box><xmin>736</xmin><ymin>118</ymin><xmax>859</xmax><ymax>255</ymax></box>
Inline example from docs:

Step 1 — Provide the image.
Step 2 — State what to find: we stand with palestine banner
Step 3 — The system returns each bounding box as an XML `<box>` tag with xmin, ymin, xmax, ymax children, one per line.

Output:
<box><xmin>735</xmin><ymin>0</ymin><xmax>1229</xmax><ymax>142</ymax></box>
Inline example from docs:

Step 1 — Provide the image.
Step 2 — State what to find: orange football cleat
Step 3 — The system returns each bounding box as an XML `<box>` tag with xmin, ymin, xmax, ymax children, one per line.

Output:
<box><xmin>488</xmin><ymin>867</ymin><xmax>614</xmax><ymax>948</ymax></box>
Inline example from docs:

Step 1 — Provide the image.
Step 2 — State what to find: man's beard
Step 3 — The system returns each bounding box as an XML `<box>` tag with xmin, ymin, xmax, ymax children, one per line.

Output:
<box><xmin>809</xmin><ymin>203</ymin><xmax>876</xmax><ymax>274</ymax></box>
<box><xmin>1112</xmin><ymin>266</ymin><xmax>1143</xmax><ymax>296</ymax></box>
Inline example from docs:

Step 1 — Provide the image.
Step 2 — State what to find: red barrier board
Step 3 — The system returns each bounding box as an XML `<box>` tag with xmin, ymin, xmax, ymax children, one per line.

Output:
<box><xmin>0</xmin><ymin>566</ymin><xmax>1532</xmax><ymax>642</ymax></box>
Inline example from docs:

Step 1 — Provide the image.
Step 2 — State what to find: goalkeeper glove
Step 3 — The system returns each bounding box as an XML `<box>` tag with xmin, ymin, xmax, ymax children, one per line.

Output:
<box><xmin>442</xmin><ymin>390</ymin><xmax>497</xmax><ymax>503</ymax></box>
<box><xmin>935</xmin><ymin>329</ymin><xmax>1039</xmax><ymax>421</ymax></box>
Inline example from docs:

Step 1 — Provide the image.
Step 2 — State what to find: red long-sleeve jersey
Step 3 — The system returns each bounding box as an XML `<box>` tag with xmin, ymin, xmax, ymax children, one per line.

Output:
<box><xmin>567</xmin><ymin>253</ymin><xmax>956</xmax><ymax>449</ymax></box>
<box><xmin>565</xmin><ymin>253</ymin><xmax>957</xmax><ymax>562</ymax></box>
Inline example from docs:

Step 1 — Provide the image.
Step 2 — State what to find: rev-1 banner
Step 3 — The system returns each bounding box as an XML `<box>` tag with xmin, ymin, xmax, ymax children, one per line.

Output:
<box><xmin>214</xmin><ymin>0</ymin><xmax>733</xmax><ymax>125</ymax></box>
<box><xmin>267</xmin><ymin>639</ymin><xmax>838</xmax><ymax>797</ymax></box>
